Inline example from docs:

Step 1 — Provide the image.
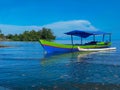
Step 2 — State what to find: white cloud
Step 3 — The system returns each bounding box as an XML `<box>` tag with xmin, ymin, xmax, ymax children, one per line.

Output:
<box><xmin>43</xmin><ymin>20</ymin><xmax>98</xmax><ymax>36</ymax></box>
<box><xmin>0</xmin><ymin>20</ymin><xmax>98</xmax><ymax>38</ymax></box>
<box><xmin>0</xmin><ymin>24</ymin><xmax>42</xmax><ymax>34</ymax></box>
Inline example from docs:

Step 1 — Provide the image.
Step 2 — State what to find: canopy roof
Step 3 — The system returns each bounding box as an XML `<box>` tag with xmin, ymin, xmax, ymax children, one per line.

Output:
<box><xmin>64</xmin><ymin>30</ymin><xmax>111</xmax><ymax>38</ymax></box>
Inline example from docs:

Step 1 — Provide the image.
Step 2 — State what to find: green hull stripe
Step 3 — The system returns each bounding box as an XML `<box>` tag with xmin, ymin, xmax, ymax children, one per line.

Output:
<box><xmin>39</xmin><ymin>39</ymin><xmax>111</xmax><ymax>49</ymax></box>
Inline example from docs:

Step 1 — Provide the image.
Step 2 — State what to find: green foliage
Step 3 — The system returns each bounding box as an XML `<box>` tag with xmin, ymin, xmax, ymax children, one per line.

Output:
<box><xmin>5</xmin><ymin>28</ymin><xmax>56</xmax><ymax>41</ymax></box>
<box><xmin>40</xmin><ymin>28</ymin><xmax>56</xmax><ymax>41</ymax></box>
<box><xmin>0</xmin><ymin>30</ymin><xmax>5</xmax><ymax>40</ymax></box>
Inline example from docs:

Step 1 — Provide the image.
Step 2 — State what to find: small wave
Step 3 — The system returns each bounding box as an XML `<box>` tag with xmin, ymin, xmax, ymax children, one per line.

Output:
<box><xmin>0</xmin><ymin>86</ymin><xmax>11</xmax><ymax>90</ymax></box>
<box><xmin>0</xmin><ymin>58</ymin><xmax>40</xmax><ymax>61</ymax></box>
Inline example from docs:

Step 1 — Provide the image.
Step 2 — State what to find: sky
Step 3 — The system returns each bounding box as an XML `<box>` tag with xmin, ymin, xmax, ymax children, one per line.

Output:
<box><xmin>0</xmin><ymin>0</ymin><xmax>120</xmax><ymax>39</ymax></box>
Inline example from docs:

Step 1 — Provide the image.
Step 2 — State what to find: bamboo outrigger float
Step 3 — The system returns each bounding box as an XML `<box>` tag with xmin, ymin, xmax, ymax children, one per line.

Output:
<box><xmin>39</xmin><ymin>30</ymin><xmax>116</xmax><ymax>53</ymax></box>
<box><xmin>78</xmin><ymin>46</ymin><xmax>116</xmax><ymax>52</ymax></box>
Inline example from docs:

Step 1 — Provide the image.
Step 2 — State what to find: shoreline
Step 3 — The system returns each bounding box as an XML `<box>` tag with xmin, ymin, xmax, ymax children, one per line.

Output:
<box><xmin>0</xmin><ymin>45</ymin><xmax>9</xmax><ymax>48</ymax></box>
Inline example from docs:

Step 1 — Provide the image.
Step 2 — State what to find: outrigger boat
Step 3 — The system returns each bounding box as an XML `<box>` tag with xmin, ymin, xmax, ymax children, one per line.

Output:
<box><xmin>39</xmin><ymin>30</ymin><xmax>116</xmax><ymax>53</ymax></box>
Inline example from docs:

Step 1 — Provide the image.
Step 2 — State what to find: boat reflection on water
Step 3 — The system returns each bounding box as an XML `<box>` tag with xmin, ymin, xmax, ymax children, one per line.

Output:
<box><xmin>40</xmin><ymin>50</ymin><xmax>112</xmax><ymax>65</ymax></box>
<box><xmin>40</xmin><ymin>52</ymin><xmax>92</xmax><ymax>65</ymax></box>
<box><xmin>39</xmin><ymin>50</ymin><xmax>120</xmax><ymax>89</ymax></box>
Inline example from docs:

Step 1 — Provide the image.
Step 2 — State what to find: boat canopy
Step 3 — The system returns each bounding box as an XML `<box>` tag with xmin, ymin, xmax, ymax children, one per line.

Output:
<box><xmin>64</xmin><ymin>30</ymin><xmax>111</xmax><ymax>38</ymax></box>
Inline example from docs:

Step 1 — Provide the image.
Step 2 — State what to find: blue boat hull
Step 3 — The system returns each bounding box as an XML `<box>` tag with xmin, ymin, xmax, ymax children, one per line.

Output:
<box><xmin>42</xmin><ymin>45</ymin><xmax>78</xmax><ymax>53</ymax></box>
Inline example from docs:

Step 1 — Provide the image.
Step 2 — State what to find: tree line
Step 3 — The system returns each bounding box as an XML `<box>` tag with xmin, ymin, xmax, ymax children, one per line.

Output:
<box><xmin>0</xmin><ymin>28</ymin><xmax>56</xmax><ymax>41</ymax></box>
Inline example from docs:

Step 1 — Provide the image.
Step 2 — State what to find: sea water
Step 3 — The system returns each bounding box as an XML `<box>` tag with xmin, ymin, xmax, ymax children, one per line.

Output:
<box><xmin>0</xmin><ymin>40</ymin><xmax>120</xmax><ymax>90</ymax></box>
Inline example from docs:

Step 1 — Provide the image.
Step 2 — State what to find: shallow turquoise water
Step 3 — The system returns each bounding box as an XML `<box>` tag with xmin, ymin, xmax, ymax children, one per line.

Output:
<box><xmin>0</xmin><ymin>40</ymin><xmax>120</xmax><ymax>90</ymax></box>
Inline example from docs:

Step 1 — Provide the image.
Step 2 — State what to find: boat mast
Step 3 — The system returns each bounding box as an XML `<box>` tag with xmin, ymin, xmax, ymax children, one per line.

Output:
<box><xmin>81</xmin><ymin>37</ymin><xmax>83</xmax><ymax>45</ymax></box>
<box><xmin>102</xmin><ymin>34</ymin><xmax>105</xmax><ymax>42</ymax></box>
<box><xmin>93</xmin><ymin>35</ymin><xmax>95</xmax><ymax>41</ymax></box>
<box><xmin>109</xmin><ymin>33</ymin><xmax>111</xmax><ymax>42</ymax></box>
<box><xmin>71</xmin><ymin>35</ymin><xmax>73</xmax><ymax>45</ymax></box>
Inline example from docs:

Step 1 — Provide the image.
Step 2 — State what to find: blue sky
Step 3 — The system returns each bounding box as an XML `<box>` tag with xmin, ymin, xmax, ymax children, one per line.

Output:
<box><xmin>0</xmin><ymin>0</ymin><xmax>120</xmax><ymax>39</ymax></box>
